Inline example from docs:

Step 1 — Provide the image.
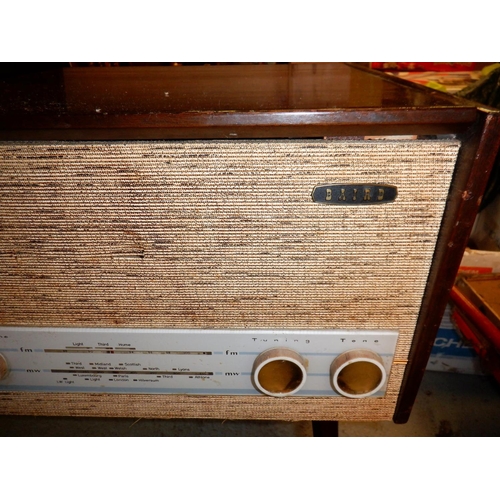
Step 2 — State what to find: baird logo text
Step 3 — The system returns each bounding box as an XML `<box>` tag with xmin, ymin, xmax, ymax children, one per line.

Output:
<box><xmin>312</xmin><ymin>184</ymin><xmax>397</xmax><ymax>205</ymax></box>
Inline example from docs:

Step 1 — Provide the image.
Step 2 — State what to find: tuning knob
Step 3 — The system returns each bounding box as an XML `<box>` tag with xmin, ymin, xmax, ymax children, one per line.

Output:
<box><xmin>330</xmin><ymin>349</ymin><xmax>386</xmax><ymax>398</ymax></box>
<box><xmin>252</xmin><ymin>347</ymin><xmax>307</xmax><ymax>397</ymax></box>
<box><xmin>0</xmin><ymin>353</ymin><xmax>9</xmax><ymax>380</ymax></box>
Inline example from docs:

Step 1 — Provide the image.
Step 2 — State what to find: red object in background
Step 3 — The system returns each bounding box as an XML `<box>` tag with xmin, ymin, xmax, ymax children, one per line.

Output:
<box><xmin>452</xmin><ymin>307</ymin><xmax>500</xmax><ymax>384</ymax></box>
<box><xmin>450</xmin><ymin>286</ymin><xmax>500</xmax><ymax>353</ymax></box>
<box><xmin>370</xmin><ymin>62</ymin><xmax>476</xmax><ymax>72</ymax></box>
<box><xmin>458</xmin><ymin>266</ymin><xmax>493</xmax><ymax>274</ymax></box>
<box><xmin>449</xmin><ymin>285</ymin><xmax>500</xmax><ymax>385</ymax></box>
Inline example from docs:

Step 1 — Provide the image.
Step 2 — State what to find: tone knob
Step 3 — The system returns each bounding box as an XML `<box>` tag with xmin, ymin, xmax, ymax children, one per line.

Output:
<box><xmin>252</xmin><ymin>347</ymin><xmax>307</xmax><ymax>397</ymax></box>
<box><xmin>0</xmin><ymin>353</ymin><xmax>9</xmax><ymax>380</ymax></box>
<box><xmin>330</xmin><ymin>349</ymin><xmax>386</xmax><ymax>398</ymax></box>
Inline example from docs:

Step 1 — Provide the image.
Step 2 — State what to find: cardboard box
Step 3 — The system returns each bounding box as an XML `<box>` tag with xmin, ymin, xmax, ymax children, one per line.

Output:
<box><xmin>458</xmin><ymin>274</ymin><xmax>500</xmax><ymax>330</ymax></box>
<box><xmin>459</xmin><ymin>248</ymin><xmax>500</xmax><ymax>274</ymax></box>
<box><xmin>427</xmin><ymin>305</ymin><xmax>484</xmax><ymax>374</ymax></box>
<box><xmin>425</xmin><ymin>249</ymin><xmax>500</xmax><ymax>373</ymax></box>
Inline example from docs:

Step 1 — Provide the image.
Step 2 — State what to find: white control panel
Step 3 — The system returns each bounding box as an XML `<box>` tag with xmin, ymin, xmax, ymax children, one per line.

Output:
<box><xmin>0</xmin><ymin>327</ymin><xmax>398</xmax><ymax>398</ymax></box>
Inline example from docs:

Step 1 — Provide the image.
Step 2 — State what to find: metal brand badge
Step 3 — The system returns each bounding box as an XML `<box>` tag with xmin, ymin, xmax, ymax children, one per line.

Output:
<box><xmin>312</xmin><ymin>184</ymin><xmax>397</xmax><ymax>205</ymax></box>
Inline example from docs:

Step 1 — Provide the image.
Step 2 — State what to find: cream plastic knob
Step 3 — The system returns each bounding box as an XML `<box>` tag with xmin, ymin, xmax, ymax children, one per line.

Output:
<box><xmin>252</xmin><ymin>347</ymin><xmax>307</xmax><ymax>397</ymax></box>
<box><xmin>0</xmin><ymin>353</ymin><xmax>9</xmax><ymax>380</ymax></box>
<box><xmin>330</xmin><ymin>349</ymin><xmax>386</xmax><ymax>398</ymax></box>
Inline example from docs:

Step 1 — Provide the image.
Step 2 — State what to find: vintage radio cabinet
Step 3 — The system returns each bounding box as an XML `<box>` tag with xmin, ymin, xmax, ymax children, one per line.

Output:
<box><xmin>0</xmin><ymin>63</ymin><xmax>498</xmax><ymax>423</ymax></box>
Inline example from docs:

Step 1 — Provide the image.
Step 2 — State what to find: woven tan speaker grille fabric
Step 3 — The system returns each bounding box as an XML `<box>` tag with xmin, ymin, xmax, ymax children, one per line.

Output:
<box><xmin>0</xmin><ymin>139</ymin><xmax>460</xmax><ymax>420</ymax></box>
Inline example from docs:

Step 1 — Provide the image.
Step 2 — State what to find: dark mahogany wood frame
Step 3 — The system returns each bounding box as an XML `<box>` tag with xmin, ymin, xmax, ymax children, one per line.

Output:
<box><xmin>1</xmin><ymin>63</ymin><xmax>499</xmax><ymax>424</ymax></box>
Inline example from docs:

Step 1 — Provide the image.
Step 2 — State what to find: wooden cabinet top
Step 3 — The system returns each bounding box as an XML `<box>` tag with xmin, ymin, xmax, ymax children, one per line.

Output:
<box><xmin>0</xmin><ymin>63</ymin><xmax>488</xmax><ymax>140</ymax></box>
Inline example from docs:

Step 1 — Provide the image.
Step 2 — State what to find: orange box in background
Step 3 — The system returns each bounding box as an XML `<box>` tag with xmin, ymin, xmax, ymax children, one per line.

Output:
<box><xmin>427</xmin><ymin>249</ymin><xmax>500</xmax><ymax>374</ymax></box>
